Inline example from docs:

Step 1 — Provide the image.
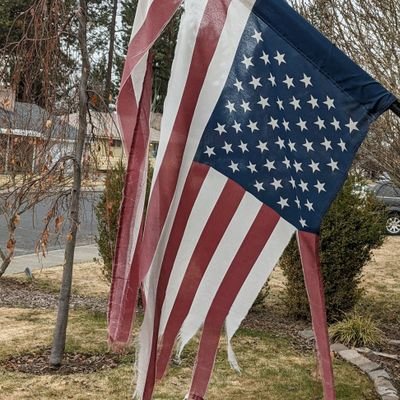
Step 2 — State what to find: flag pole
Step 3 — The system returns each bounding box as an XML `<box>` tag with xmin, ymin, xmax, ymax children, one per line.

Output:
<box><xmin>390</xmin><ymin>99</ymin><xmax>400</xmax><ymax>118</ymax></box>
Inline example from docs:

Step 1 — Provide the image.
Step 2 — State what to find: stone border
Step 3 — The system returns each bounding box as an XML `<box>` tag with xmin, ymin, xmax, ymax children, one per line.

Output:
<box><xmin>331</xmin><ymin>343</ymin><xmax>398</xmax><ymax>400</ymax></box>
<box><xmin>298</xmin><ymin>330</ymin><xmax>398</xmax><ymax>400</ymax></box>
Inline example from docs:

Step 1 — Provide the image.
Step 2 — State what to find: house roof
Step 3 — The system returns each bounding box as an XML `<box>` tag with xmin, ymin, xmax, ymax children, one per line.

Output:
<box><xmin>67</xmin><ymin>111</ymin><xmax>162</xmax><ymax>143</ymax></box>
<box><xmin>0</xmin><ymin>102</ymin><xmax>77</xmax><ymax>140</ymax></box>
<box><xmin>0</xmin><ymin>101</ymin><xmax>162</xmax><ymax>145</ymax></box>
<box><xmin>67</xmin><ymin>111</ymin><xmax>121</xmax><ymax>140</ymax></box>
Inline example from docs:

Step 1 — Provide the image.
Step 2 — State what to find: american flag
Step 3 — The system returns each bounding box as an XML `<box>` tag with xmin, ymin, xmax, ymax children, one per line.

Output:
<box><xmin>108</xmin><ymin>0</ymin><xmax>395</xmax><ymax>399</ymax></box>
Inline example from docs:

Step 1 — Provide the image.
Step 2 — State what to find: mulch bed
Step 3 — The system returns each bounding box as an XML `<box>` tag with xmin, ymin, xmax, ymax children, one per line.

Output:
<box><xmin>2</xmin><ymin>349</ymin><xmax>127</xmax><ymax>375</ymax></box>
<box><xmin>0</xmin><ymin>277</ymin><xmax>106</xmax><ymax>313</ymax></box>
<box><xmin>368</xmin><ymin>343</ymin><xmax>400</xmax><ymax>392</ymax></box>
<box><xmin>243</xmin><ymin>305</ymin><xmax>313</xmax><ymax>352</ymax></box>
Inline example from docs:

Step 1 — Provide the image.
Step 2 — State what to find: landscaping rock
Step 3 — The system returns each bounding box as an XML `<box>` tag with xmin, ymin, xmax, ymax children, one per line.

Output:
<box><xmin>298</xmin><ymin>329</ymin><xmax>314</xmax><ymax>341</ymax></box>
<box><xmin>368</xmin><ymin>369</ymin><xmax>391</xmax><ymax>381</ymax></box>
<box><xmin>338</xmin><ymin>349</ymin><xmax>366</xmax><ymax>365</ymax></box>
<box><xmin>358</xmin><ymin>360</ymin><xmax>381</xmax><ymax>373</ymax></box>
<box><xmin>336</xmin><ymin>347</ymin><xmax>399</xmax><ymax>400</ymax></box>
<box><xmin>330</xmin><ymin>343</ymin><xmax>348</xmax><ymax>353</ymax></box>
<box><xmin>375</xmin><ymin>377</ymin><xmax>398</xmax><ymax>396</ymax></box>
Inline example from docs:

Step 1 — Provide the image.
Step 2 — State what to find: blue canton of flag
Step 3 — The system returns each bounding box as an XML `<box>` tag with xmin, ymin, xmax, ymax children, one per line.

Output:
<box><xmin>194</xmin><ymin>10</ymin><xmax>389</xmax><ymax>233</ymax></box>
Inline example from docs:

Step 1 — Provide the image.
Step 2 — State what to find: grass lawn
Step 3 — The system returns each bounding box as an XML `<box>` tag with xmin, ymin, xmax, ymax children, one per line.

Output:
<box><xmin>1</xmin><ymin>237</ymin><xmax>398</xmax><ymax>399</ymax></box>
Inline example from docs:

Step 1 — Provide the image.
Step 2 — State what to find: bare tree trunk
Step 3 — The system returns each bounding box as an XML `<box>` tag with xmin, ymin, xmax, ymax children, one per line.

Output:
<box><xmin>49</xmin><ymin>0</ymin><xmax>90</xmax><ymax>367</ymax></box>
<box><xmin>0</xmin><ymin>218</ymin><xmax>17</xmax><ymax>278</ymax></box>
<box><xmin>104</xmin><ymin>0</ymin><xmax>118</xmax><ymax>107</ymax></box>
<box><xmin>0</xmin><ymin>249</ymin><xmax>12</xmax><ymax>278</ymax></box>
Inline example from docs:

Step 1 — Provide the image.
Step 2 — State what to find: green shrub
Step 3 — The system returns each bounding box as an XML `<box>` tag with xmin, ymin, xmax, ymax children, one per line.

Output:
<box><xmin>95</xmin><ymin>161</ymin><xmax>126</xmax><ymax>282</ymax></box>
<box><xmin>280</xmin><ymin>176</ymin><xmax>386</xmax><ymax>322</ymax></box>
<box><xmin>250</xmin><ymin>282</ymin><xmax>270</xmax><ymax>312</ymax></box>
<box><xmin>329</xmin><ymin>314</ymin><xmax>382</xmax><ymax>347</ymax></box>
<box><xmin>95</xmin><ymin>161</ymin><xmax>154</xmax><ymax>282</ymax></box>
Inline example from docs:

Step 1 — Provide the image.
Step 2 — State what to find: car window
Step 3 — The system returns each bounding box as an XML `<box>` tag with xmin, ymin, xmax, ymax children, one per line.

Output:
<box><xmin>376</xmin><ymin>183</ymin><xmax>400</xmax><ymax>197</ymax></box>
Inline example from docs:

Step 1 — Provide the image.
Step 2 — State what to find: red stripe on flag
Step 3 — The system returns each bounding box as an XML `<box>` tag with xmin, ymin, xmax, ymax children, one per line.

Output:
<box><xmin>140</xmin><ymin>162</ymin><xmax>208</xmax><ymax>399</ymax></box>
<box><xmin>189</xmin><ymin>205</ymin><xmax>280</xmax><ymax>399</ymax></box>
<box><xmin>143</xmin><ymin>169</ymin><xmax>244</xmax><ymax>400</ymax></box>
<box><xmin>136</xmin><ymin>0</ymin><xmax>232</xmax><ymax>290</ymax></box>
<box><xmin>118</xmin><ymin>0</ymin><xmax>182</xmax><ymax>150</ymax></box>
<box><xmin>297</xmin><ymin>231</ymin><xmax>336</xmax><ymax>400</ymax></box>
<box><xmin>120</xmin><ymin>0</ymin><xmax>182</xmax><ymax>87</ymax></box>
<box><xmin>117</xmin><ymin>76</ymin><xmax>138</xmax><ymax>153</ymax></box>
<box><xmin>108</xmin><ymin>55</ymin><xmax>153</xmax><ymax>347</ymax></box>
<box><xmin>153</xmin><ymin>174</ymin><xmax>245</xmax><ymax>386</ymax></box>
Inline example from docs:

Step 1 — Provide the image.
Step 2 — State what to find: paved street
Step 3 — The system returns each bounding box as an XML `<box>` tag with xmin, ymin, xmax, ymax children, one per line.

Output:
<box><xmin>0</xmin><ymin>191</ymin><xmax>100</xmax><ymax>256</ymax></box>
<box><xmin>4</xmin><ymin>244</ymin><xmax>99</xmax><ymax>275</ymax></box>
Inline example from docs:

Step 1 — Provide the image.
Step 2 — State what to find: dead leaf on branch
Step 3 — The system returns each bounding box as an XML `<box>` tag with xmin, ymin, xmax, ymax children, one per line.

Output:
<box><xmin>55</xmin><ymin>216</ymin><xmax>64</xmax><ymax>233</ymax></box>
<box><xmin>13</xmin><ymin>214</ymin><xmax>21</xmax><ymax>226</ymax></box>
<box><xmin>6</xmin><ymin>239</ymin><xmax>16</xmax><ymax>255</ymax></box>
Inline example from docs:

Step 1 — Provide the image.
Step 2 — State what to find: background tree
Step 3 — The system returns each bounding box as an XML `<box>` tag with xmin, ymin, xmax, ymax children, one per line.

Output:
<box><xmin>0</xmin><ymin>0</ymin><xmax>78</xmax><ymax>276</ymax></box>
<box><xmin>290</xmin><ymin>0</ymin><xmax>400</xmax><ymax>185</ymax></box>
<box><xmin>116</xmin><ymin>0</ymin><xmax>181</xmax><ymax>112</ymax></box>
<box><xmin>50</xmin><ymin>0</ymin><xmax>90</xmax><ymax>367</ymax></box>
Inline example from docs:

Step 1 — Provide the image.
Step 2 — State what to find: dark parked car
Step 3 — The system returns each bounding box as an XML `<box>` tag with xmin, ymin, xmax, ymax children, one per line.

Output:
<box><xmin>372</xmin><ymin>181</ymin><xmax>400</xmax><ymax>235</ymax></box>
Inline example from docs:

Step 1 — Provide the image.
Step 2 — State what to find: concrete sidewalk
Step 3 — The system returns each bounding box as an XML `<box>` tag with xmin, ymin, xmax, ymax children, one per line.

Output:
<box><xmin>4</xmin><ymin>244</ymin><xmax>99</xmax><ymax>275</ymax></box>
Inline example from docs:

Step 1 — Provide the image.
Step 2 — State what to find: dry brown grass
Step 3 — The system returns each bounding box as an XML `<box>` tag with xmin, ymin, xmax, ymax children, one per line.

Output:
<box><xmin>361</xmin><ymin>236</ymin><xmax>400</xmax><ymax>298</ymax></box>
<box><xmin>16</xmin><ymin>262</ymin><xmax>110</xmax><ymax>299</ymax></box>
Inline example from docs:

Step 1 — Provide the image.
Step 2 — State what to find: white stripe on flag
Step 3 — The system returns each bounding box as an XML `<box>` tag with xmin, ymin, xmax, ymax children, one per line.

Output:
<box><xmin>151</xmin><ymin>0</ymin><xmax>254</xmax><ymax>195</ymax></box>
<box><xmin>174</xmin><ymin>192</ymin><xmax>263</xmax><ymax>355</ymax></box>
<box><xmin>131</xmin><ymin>55</ymin><xmax>149</xmax><ymax>104</ymax></box>
<box><xmin>135</xmin><ymin>167</ymin><xmax>226</xmax><ymax>398</ymax></box>
<box><xmin>159</xmin><ymin>168</ymin><xmax>228</xmax><ymax>334</ymax></box>
<box><xmin>127</xmin><ymin>0</ymin><xmax>155</xmax><ymax>102</ymax></box>
<box><xmin>135</xmin><ymin>0</ymin><xmax>256</xmax><ymax>397</ymax></box>
<box><xmin>126</xmin><ymin>160</ymin><xmax>149</xmax><ymax>276</ymax></box>
<box><xmin>152</xmin><ymin>0</ymin><xmax>209</xmax><ymax>189</ymax></box>
<box><xmin>225</xmin><ymin>219</ymin><xmax>296</xmax><ymax>369</ymax></box>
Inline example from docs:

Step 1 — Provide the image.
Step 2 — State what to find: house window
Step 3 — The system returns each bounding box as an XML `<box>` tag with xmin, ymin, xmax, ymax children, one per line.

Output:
<box><xmin>150</xmin><ymin>142</ymin><xmax>159</xmax><ymax>158</ymax></box>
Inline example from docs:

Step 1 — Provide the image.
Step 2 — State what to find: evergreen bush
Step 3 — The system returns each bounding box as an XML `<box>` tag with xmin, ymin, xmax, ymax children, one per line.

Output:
<box><xmin>95</xmin><ymin>161</ymin><xmax>154</xmax><ymax>283</ymax></box>
<box><xmin>280</xmin><ymin>176</ymin><xmax>386</xmax><ymax>322</ymax></box>
<box><xmin>95</xmin><ymin>161</ymin><xmax>126</xmax><ymax>282</ymax></box>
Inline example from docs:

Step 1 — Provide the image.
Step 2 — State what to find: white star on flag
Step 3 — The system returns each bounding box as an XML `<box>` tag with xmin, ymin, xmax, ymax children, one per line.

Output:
<box><xmin>346</xmin><ymin>118</ymin><xmax>359</xmax><ymax>133</ymax></box>
<box><xmin>241</xmin><ymin>55</ymin><xmax>254</xmax><ymax>69</ymax></box>
<box><xmin>300</xmin><ymin>73</ymin><xmax>312</xmax><ymax>87</ymax></box>
<box><xmin>214</xmin><ymin>123</ymin><xmax>226</xmax><ymax>135</ymax></box>
<box><xmin>256</xmin><ymin>140</ymin><xmax>269</xmax><ymax>152</ymax></box>
<box><xmin>251</xmin><ymin>29</ymin><xmax>263</xmax><ymax>43</ymax></box>
<box><xmin>225</xmin><ymin>100</ymin><xmax>236</xmax><ymax>113</ymax></box>
<box><xmin>274</xmin><ymin>50</ymin><xmax>286</xmax><ymax>65</ymax></box>
<box><xmin>270</xmin><ymin>178</ymin><xmax>283</xmax><ymax>190</ymax></box>
<box><xmin>222</xmin><ymin>141</ymin><xmax>233</xmax><ymax>154</ymax></box>
<box><xmin>258</xmin><ymin>96</ymin><xmax>270</xmax><ymax>109</ymax></box>
<box><xmin>263</xmin><ymin>159</ymin><xmax>276</xmax><ymax>171</ymax></box>
<box><xmin>314</xmin><ymin>180</ymin><xmax>326</xmax><ymax>193</ymax></box>
<box><xmin>307</xmin><ymin>95</ymin><xmax>319</xmax><ymax>109</ymax></box>
<box><xmin>323</xmin><ymin>96</ymin><xmax>335</xmax><ymax>109</ymax></box>
<box><xmin>260</xmin><ymin>51</ymin><xmax>270</xmax><ymax>64</ymax></box>
<box><xmin>228</xmin><ymin>160</ymin><xmax>239</xmax><ymax>173</ymax></box>
<box><xmin>204</xmin><ymin>146</ymin><xmax>215</xmax><ymax>157</ymax></box>
<box><xmin>277</xmin><ymin>197</ymin><xmax>289</xmax><ymax>209</ymax></box>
